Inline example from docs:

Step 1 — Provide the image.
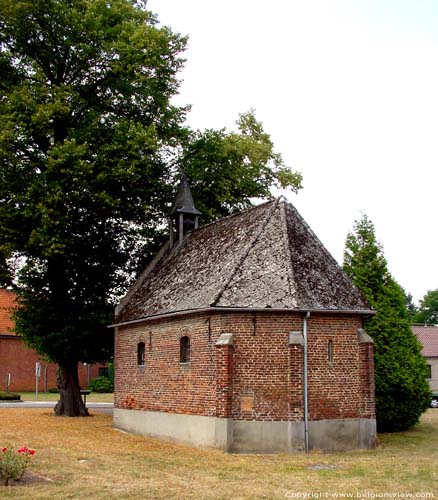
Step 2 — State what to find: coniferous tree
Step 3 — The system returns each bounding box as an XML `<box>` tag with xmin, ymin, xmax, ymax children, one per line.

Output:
<box><xmin>344</xmin><ymin>215</ymin><xmax>431</xmax><ymax>431</ymax></box>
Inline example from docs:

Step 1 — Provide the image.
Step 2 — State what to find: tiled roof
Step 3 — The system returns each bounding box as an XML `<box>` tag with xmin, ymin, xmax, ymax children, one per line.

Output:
<box><xmin>115</xmin><ymin>199</ymin><xmax>371</xmax><ymax>324</ymax></box>
<box><xmin>0</xmin><ymin>289</ymin><xmax>16</xmax><ymax>334</ymax></box>
<box><xmin>412</xmin><ymin>325</ymin><xmax>438</xmax><ymax>357</ymax></box>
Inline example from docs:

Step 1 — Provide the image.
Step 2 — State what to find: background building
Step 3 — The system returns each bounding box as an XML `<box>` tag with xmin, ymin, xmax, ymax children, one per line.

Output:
<box><xmin>0</xmin><ymin>289</ymin><xmax>105</xmax><ymax>392</ymax></box>
<box><xmin>412</xmin><ymin>325</ymin><xmax>438</xmax><ymax>390</ymax></box>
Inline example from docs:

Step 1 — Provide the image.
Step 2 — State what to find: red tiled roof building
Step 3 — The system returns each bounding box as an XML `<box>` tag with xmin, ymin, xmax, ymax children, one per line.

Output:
<box><xmin>412</xmin><ymin>325</ymin><xmax>438</xmax><ymax>390</ymax></box>
<box><xmin>0</xmin><ymin>289</ymin><xmax>103</xmax><ymax>391</ymax></box>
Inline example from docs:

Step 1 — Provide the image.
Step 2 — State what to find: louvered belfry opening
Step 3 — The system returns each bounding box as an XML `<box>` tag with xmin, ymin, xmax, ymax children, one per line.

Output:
<box><xmin>169</xmin><ymin>173</ymin><xmax>201</xmax><ymax>246</ymax></box>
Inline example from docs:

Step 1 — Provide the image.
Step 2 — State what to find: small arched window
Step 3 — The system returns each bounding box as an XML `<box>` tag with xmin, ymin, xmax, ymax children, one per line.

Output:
<box><xmin>137</xmin><ymin>342</ymin><xmax>145</xmax><ymax>366</ymax></box>
<box><xmin>180</xmin><ymin>336</ymin><xmax>190</xmax><ymax>364</ymax></box>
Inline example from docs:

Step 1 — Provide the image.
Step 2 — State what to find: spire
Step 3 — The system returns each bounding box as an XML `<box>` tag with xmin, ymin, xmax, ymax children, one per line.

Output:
<box><xmin>169</xmin><ymin>173</ymin><xmax>201</xmax><ymax>246</ymax></box>
<box><xmin>170</xmin><ymin>172</ymin><xmax>201</xmax><ymax>217</ymax></box>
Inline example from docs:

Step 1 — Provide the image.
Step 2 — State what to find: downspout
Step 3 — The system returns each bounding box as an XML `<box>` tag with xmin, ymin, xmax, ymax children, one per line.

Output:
<box><xmin>303</xmin><ymin>311</ymin><xmax>310</xmax><ymax>452</ymax></box>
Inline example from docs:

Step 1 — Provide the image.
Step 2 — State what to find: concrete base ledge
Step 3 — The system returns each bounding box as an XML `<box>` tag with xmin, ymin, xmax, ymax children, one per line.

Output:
<box><xmin>114</xmin><ymin>408</ymin><xmax>376</xmax><ymax>453</ymax></box>
<box><xmin>308</xmin><ymin>418</ymin><xmax>376</xmax><ymax>452</ymax></box>
<box><xmin>113</xmin><ymin>408</ymin><xmax>232</xmax><ymax>450</ymax></box>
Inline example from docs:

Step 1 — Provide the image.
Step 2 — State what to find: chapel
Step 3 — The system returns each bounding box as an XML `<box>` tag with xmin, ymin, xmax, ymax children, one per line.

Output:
<box><xmin>112</xmin><ymin>175</ymin><xmax>376</xmax><ymax>452</ymax></box>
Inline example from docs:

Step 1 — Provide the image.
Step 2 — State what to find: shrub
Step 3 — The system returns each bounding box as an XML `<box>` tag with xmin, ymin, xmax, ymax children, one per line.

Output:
<box><xmin>0</xmin><ymin>446</ymin><xmax>35</xmax><ymax>486</ymax></box>
<box><xmin>0</xmin><ymin>392</ymin><xmax>20</xmax><ymax>401</ymax></box>
<box><xmin>47</xmin><ymin>387</ymin><xmax>59</xmax><ymax>394</ymax></box>
<box><xmin>87</xmin><ymin>376</ymin><xmax>113</xmax><ymax>393</ymax></box>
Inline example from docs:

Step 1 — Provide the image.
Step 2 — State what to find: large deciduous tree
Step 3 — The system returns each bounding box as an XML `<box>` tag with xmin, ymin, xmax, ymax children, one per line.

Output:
<box><xmin>0</xmin><ymin>1</ymin><xmax>302</xmax><ymax>416</ymax></box>
<box><xmin>181</xmin><ymin>110</ymin><xmax>302</xmax><ymax>222</ymax></box>
<box><xmin>413</xmin><ymin>289</ymin><xmax>438</xmax><ymax>325</ymax></box>
<box><xmin>0</xmin><ymin>0</ymin><xmax>187</xmax><ymax>416</ymax></box>
<box><xmin>344</xmin><ymin>215</ymin><xmax>431</xmax><ymax>431</ymax></box>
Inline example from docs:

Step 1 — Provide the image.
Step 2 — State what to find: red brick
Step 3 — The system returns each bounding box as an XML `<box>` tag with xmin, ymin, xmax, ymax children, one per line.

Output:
<box><xmin>115</xmin><ymin>311</ymin><xmax>375</xmax><ymax>423</ymax></box>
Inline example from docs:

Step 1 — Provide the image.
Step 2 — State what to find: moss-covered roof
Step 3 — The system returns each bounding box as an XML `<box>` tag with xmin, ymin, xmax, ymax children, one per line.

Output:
<box><xmin>114</xmin><ymin>199</ymin><xmax>371</xmax><ymax>324</ymax></box>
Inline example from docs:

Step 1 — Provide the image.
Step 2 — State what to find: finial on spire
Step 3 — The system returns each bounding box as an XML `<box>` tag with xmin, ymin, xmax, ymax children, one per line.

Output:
<box><xmin>170</xmin><ymin>172</ymin><xmax>201</xmax><ymax>217</ymax></box>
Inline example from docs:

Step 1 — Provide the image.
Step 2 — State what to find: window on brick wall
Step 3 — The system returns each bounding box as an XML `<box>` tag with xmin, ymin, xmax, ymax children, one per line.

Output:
<box><xmin>180</xmin><ymin>336</ymin><xmax>190</xmax><ymax>364</ymax></box>
<box><xmin>137</xmin><ymin>342</ymin><xmax>145</xmax><ymax>366</ymax></box>
<box><xmin>427</xmin><ymin>364</ymin><xmax>432</xmax><ymax>379</ymax></box>
<box><xmin>328</xmin><ymin>340</ymin><xmax>334</xmax><ymax>365</ymax></box>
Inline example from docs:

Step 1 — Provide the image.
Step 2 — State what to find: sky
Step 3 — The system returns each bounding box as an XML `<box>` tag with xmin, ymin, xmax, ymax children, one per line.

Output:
<box><xmin>149</xmin><ymin>0</ymin><xmax>438</xmax><ymax>303</ymax></box>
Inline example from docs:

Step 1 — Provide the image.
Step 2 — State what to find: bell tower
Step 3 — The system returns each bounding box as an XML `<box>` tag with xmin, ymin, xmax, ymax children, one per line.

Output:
<box><xmin>169</xmin><ymin>173</ymin><xmax>201</xmax><ymax>246</ymax></box>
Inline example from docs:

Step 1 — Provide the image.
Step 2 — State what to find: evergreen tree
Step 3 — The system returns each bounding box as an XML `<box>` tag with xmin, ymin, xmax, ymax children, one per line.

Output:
<box><xmin>344</xmin><ymin>215</ymin><xmax>431</xmax><ymax>432</ymax></box>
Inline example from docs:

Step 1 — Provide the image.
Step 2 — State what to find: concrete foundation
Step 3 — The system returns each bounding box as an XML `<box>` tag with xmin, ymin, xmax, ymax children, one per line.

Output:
<box><xmin>114</xmin><ymin>408</ymin><xmax>376</xmax><ymax>453</ymax></box>
<box><xmin>114</xmin><ymin>408</ymin><xmax>233</xmax><ymax>450</ymax></box>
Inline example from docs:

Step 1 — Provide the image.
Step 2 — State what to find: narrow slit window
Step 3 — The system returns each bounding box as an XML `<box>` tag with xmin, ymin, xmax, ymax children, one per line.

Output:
<box><xmin>180</xmin><ymin>336</ymin><xmax>190</xmax><ymax>364</ymax></box>
<box><xmin>328</xmin><ymin>340</ymin><xmax>334</xmax><ymax>365</ymax></box>
<box><xmin>137</xmin><ymin>342</ymin><xmax>145</xmax><ymax>366</ymax></box>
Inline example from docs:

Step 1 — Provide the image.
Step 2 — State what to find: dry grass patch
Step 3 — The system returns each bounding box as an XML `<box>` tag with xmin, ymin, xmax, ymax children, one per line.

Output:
<box><xmin>0</xmin><ymin>409</ymin><xmax>437</xmax><ymax>499</ymax></box>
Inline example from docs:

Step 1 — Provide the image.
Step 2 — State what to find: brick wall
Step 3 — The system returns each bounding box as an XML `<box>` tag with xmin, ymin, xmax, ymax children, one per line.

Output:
<box><xmin>0</xmin><ymin>289</ymin><xmax>16</xmax><ymax>333</ymax></box>
<box><xmin>115</xmin><ymin>311</ymin><xmax>375</xmax><ymax>423</ymax></box>
<box><xmin>0</xmin><ymin>336</ymin><xmax>104</xmax><ymax>392</ymax></box>
<box><xmin>115</xmin><ymin>313</ymin><xmax>218</xmax><ymax>415</ymax></box>
<box><xmin>0</xmin><ymin>289</ymin><xmax>107</xmax><ymax>392</ymax></box>
<box><xmin>306</xmin><ymin>315</ymin><xmax>375</xmax><ymax>420</ymax></box>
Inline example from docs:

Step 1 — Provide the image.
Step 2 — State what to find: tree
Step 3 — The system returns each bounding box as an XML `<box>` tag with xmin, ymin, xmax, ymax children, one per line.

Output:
<box><xmin>0</xmin><ymin>0</ymin><xmax>187</xmax><ymax>416</ymax></box>
<box><xmin>181</xmin><ymin>110</ymin><xmax>302</xmax><ymax>222</ymax></box>
<box><xmin>344</xmin><ymin>215</ymin><xmax>431</xmax><ymax>432</ymax></box>
<box><xmin>0</xmin><ymin>1</ymin><xmax>302</xmax><ymax>416</ymax></box>
<box><xmin>413</xmin><ymin>289</ymin><xmax>438</xmax><ymax>325</ymax></box>
<box><xmin>404</xmin><ymin>291</ymin><xmax>418</xmax><ymax>323</ymax></box>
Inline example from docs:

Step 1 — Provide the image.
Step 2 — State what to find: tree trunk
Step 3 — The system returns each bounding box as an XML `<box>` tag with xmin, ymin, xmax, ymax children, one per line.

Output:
<box><xmin>54</xmin><ymin>362</ymin><xmax>89</xmax><ymax>417</ymax></box>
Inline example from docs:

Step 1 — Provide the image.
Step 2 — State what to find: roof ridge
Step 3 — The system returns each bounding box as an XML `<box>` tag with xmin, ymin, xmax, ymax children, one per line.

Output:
<box><xmin>194</xmin><ymin>198</ymin><xmax>277</xmax><ymax>233</ymax></box>
<box><xmin>278</xmin><ymin>201</ymin><xmax>298</xmax><ymax>307</ymax></box>
<box><xmin>115</xmin><ymin>199</ymin><xmax>278</xmax><ymax>319</ymax></box>
<box><xmin>210</xmin><ymin>198</ymin><xmax>281</xmax><ymax>306</ymax></box>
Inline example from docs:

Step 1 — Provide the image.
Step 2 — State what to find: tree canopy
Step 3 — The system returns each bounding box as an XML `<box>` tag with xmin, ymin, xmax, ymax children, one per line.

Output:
<box><xmin>413</xmin><ymin>289</ymin><xmax>438</xmax><ymax>325</ymax></box>
<box><xmin>181</xmin><ymin>110</ymin><xmax>302</xmax><ymax>222</ymax></box>
<box><xmin>0</xmin><ymin>0</ymin><xmax>301</xmax><ymax>415</ymax></box>
<box><xmin>344</xmin><ymin>214</ymin><xmax>431</xmax><ymax>432</ymax></box>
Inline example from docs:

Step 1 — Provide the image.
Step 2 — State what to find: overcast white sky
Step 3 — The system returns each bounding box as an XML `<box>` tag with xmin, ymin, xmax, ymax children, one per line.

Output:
<box><xmin>149</xmin><ymin>0</ymin><xmax>438</xmax><ymax>303</ymax></box>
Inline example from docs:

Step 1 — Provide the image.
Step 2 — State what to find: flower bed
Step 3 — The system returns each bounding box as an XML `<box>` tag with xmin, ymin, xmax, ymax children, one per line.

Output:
<box><xmin>0</xmin><ymin>447</ymin><xmax>35</xmax><ymax>486</ymax></box>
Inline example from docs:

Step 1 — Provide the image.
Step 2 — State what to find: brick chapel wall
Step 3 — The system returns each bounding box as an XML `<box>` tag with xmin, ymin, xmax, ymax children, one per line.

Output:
<box><xmin>223</xmin><ymin>312</ymin><xmax>303</xmax><ymax>422</ymax></box>
<box><xmin>0</xmin><ymin>336</ymin><xmax>104</xmax><ymax>392</ymax></box>
<box><xmin>115</xmin><ymin>313</ymin><xmax>219</xmax><ymax>415</ymax></box>
<box><xmin>115</xmin><ymin>311</ymin><xmax>374</xmax><ymax>422</ymax></box>
<box><xmin>305</xmin><ymin>315</ymin><xmax>375</xmax><ymax>421</ymax></box>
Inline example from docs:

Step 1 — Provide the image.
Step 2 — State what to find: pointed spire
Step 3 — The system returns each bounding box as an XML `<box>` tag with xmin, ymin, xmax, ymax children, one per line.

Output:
<box><xmin>169</xmin><ymin>173</ymin><xmax>201</xmax><ymax>246</ymax></box>
<box><xmin>170</xmin><ymin>172</ymin><xmax>201</xmax><ymax>216</ymax></box>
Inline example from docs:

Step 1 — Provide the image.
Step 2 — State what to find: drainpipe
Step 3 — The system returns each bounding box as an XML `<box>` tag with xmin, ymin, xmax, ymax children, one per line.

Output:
<box><xmin>303</xmin><ymin>311</ymin><xmax>310</xmax><ymax>452</ymax></box>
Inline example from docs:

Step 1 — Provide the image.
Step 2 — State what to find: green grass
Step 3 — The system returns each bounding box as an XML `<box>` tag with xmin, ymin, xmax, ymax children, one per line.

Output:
<box><xmin>19</xmin><ymin>392</ymin><xmax>114</xmax><ymax>403</ymax></box>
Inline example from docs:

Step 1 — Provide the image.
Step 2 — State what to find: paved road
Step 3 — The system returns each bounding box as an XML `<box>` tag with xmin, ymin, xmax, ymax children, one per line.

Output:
<box><xmin>0</xmin><ymin>401</ymin><xmax>114</xmax><ymax>415</ymax></box>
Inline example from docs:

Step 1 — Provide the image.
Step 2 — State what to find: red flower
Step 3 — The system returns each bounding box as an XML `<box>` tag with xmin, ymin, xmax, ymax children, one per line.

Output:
<box><xmin>1</xmin><ymin>448</ymin><xmax>6</xmax><ymax>452</ymax></box>
<box><xmin>17</xmin><ymin>446</ymin><xmax>35</xmax><ymax>456</ymax></box>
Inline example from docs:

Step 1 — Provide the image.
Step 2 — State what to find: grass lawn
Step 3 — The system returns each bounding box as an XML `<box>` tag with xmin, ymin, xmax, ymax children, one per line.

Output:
<box><xmin>0</xmin><ymin>409</ymin><xmax>437</xmax><ymax>499</ymax></box>
<box><xmin>19</xmin><ymin>392</ymin><xmax>114</xmax><ymax>403</ymax></box>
